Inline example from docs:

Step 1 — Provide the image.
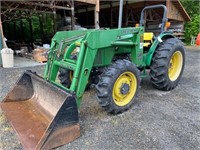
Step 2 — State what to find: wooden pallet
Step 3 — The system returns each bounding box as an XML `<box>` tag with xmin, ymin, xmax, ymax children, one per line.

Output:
<box><xmin>33</xmin><ymin>48</ymin><xmax>47</xmax><ymax>63</ymax></box>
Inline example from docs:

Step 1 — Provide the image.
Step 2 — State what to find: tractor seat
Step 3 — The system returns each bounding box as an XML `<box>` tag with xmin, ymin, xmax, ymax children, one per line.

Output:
<box><xmin>143</xmin><ymin>32</ymin><xmax>154</xmax><ymax>47</ymax></box>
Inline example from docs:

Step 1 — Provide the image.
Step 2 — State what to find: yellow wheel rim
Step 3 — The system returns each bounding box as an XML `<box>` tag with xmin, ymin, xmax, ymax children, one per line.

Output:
<box><xmin>112</xmin><ymin>72</ymin><xmax>137</xmax><ymax>106</ymax></box>
<box><xmin>168</xmin><ymin>51</ymin><xmax>183</xmax><ymax>81</ymax></box>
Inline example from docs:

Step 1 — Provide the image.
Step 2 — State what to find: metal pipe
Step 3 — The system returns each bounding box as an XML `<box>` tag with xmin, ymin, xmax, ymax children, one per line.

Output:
<box><xmin>118</xmin><ymin>0</ymin><xmax>123</xmax><ymax>28</ymax></box>
<box><xmin>95</xmin><ymin>0</ymin><xmax>100</xmax><ymax>29</ymax></box>
<box><xmin>112</xmin><ymin>41</ymin><xmax>135</xmax><ymax>46</ymax></box>
<box><xmin>11</xmin><ymin>1</ymin><xmax>72</xmax><ymax>10</ymax></box>
<box><xmin>1</xmin><ymin>6</ymin><xmax>55</xmax><ymax>14</ymax></box>
<box><xmin>71</xmin><ymin>0</ymin><xmax>75</xmax><ymax>30</ymax></box>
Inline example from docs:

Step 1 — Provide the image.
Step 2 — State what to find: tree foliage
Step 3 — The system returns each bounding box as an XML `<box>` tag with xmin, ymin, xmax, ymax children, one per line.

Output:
<box><xmin>3</xmin><ymin>12</ymin><xmax>55</xmax><ymax>43</ymax></box>
<box><xmin>180</xmin><ymin>0</ymin><xmax>200</xmax><ymax>44</ymax></box>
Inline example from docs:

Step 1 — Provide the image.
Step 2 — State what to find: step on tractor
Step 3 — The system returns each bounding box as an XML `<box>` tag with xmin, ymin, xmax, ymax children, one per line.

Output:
<box><xmin>0</xmin><ymin>3</ymin><xmax>185</xmax><ymax>150</ymax></box>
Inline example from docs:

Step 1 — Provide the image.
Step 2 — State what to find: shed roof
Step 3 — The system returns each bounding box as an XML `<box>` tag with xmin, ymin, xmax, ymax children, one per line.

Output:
<box><xmin>171</xmin><ymin>0</ymin><xmax>191</xmax><ymax>21</ymax></box>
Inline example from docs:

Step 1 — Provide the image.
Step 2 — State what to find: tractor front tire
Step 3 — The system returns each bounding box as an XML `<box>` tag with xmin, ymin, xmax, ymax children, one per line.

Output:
<box><xmin>150</xmin><ymin>38</ymin><xmax>185</xmax><ymax>91</ymax></box>
<box><xmin>96</xmin><ymin>60</ymin><xmax>140</xmax><ymax>114</ymax></box>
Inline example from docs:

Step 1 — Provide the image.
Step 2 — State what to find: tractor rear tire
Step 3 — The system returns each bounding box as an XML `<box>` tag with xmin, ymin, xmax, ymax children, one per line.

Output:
<box><xmin>58</xmin><ymin>68</ymin><xmax>72</xmax><ymax>88</ymax></box>
<box><xmin>58</xmin><ymin>55</ymin><xmax>76</xmax><ymax>88</ymax></box>
<box><xmin>96</xmin><ymin>60</ymin><xmax>140</xmax><ymax>114</ymax></box>
<box><xmin>58</xmin><ymin>68</ymin><xmax>91</xmax><ymax>90</ymax></box>
<box><xmin>150</xmin><ymin>38</ymin><xmax>185</xmax><ymax>91</ymax></box>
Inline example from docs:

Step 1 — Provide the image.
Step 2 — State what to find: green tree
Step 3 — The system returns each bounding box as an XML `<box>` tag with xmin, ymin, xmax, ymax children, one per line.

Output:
<box><xmin>180</xmin><ymin>0</ymin><xmax>200</xmax><ymax>44</ymax></box>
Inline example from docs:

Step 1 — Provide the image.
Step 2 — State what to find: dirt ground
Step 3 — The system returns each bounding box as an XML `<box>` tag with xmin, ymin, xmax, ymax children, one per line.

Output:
<box><xmin>0</xmin><ymin>46</ymin><xmax>200</xmax><ymax>150</ymax></box>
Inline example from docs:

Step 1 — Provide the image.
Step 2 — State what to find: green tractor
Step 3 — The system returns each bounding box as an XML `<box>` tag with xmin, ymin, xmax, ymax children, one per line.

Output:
<box><xmin>1</xmin><ymin>4</ymin><xmax>185</xmax><ymax>150</ymax></box>
<box><xmin>46</xmin><ymin>4</ymin><xmax>185</xmax><ymax>112</ymax></box>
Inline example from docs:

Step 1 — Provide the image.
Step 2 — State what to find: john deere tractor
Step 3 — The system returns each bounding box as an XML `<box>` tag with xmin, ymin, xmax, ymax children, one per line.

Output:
<box><xmin>51</xmin><ymin>4</ymin><xmax>185</xmax><ymax>113</ymax></box>
<box><xmin>1</xmin><ymin>4</ymin><xmax>185</xmax><ymax>150</ymax></box>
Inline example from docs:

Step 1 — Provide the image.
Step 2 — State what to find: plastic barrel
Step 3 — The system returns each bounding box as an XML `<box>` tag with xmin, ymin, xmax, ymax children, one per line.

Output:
<box><xmin>0</xmin><ymin>48</ymin><xmax>14</xmax><ymax>68</ymax></box>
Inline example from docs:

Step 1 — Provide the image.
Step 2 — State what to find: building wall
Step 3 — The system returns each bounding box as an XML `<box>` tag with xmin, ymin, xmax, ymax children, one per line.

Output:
<box><xmin>77</xmin><ymin>1</ymin><xmax>187</xmax><ymax>28</ymax></box>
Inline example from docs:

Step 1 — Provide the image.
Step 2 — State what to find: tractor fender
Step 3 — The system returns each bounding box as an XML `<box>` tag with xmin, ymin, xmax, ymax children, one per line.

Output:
<box><xmin>145</xmin><ymin>33</ymin><xmax>175</xmax><ymax>66</ymax></box>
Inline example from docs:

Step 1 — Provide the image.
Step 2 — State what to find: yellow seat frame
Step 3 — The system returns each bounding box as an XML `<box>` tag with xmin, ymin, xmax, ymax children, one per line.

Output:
<box><xmin>143</xmin><ymin>32</ymin><xmax>154</xmax><ymax>47</ymax></box>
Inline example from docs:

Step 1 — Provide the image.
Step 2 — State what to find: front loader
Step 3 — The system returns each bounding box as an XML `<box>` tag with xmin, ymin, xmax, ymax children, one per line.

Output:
<box><xmin>0</xmin><ymin>3</ymin><xmax>185</xmax><ymax>150</ymax></box>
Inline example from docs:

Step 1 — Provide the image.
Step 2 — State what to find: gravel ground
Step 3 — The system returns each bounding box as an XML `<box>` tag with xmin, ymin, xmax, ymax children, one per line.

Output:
<box><xmin>0</xmin><ymin>46</ymin><xmax>200</xmax><ymax>150</ymax></box>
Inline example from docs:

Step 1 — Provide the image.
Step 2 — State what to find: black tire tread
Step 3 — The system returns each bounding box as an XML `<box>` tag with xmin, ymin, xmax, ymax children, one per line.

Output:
<box><xmin>96</xmin><ymin>59</ymin><xmax>140</xmax><ymax>114</ymax></box>
<box><xmin>150</xmin><ymin>38</ymin><xmax>185</xmax><ymax>91</ymax></box>
<box><xmin>58</xmin><ymin>68</ymin><xmax>71</xmax><ymax>87</ymax></box>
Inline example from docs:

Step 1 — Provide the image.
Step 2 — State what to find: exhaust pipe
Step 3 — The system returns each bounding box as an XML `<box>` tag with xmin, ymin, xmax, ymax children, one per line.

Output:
<box><xmin>118</xmin><ymin>0</ymin><xmax>124</xmax><ymax>28</ymax></box>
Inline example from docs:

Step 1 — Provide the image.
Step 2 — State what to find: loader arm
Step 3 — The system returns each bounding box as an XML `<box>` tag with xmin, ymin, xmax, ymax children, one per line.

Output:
<box><xmin>44</xmin><ymin>30</ymin><xmax>97</xmax><ymax>107</ymax></box>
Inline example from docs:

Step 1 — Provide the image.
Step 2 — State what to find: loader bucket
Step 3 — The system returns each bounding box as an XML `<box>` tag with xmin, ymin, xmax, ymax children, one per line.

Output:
<box><xmin>0</xmin><ymin>70</ymin><xmax>80</xmax><ymax>150</ymax></box>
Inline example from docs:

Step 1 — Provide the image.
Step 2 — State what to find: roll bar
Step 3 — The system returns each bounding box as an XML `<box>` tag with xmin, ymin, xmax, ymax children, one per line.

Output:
<box><xmin>139</xmin><ymin>4</ymin><xmax>168</xmax><ymax>32</ymax></box>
